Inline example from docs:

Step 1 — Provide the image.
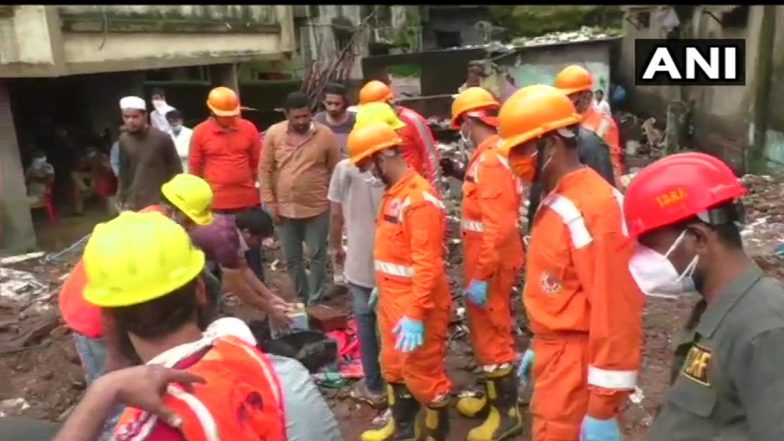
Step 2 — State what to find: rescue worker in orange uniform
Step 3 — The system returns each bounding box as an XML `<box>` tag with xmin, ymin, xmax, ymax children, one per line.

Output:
<box><xmin>347</xmin><ymin>122</ymin><xmax>452</xmax><ymax>441</ymax></box>
<box><xmin>555</xmin><ymin>65</ymin><xmax>623</xmax><ymax>182</ymax></box>
<box><xmin>449</xmin><ymin>87</ymin><xmax>525</xmax><ymax>441</ymax></box>
<box><xmin>497</xmin><ymin>85</ymin><xmax>644</xmax><ymax>441</ymax></box>
<box><xmin>358</xmin><ymin>80</ymin><xmax>441</xmax><ymax>188</ymax></box>
<box><xmin>82</xmin><ymin>211</ymin><xmax>288</xmax><ymax>441</ymax></box>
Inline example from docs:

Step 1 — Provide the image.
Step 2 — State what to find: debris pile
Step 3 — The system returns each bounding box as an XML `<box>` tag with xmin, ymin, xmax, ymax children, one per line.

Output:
<box><xmin>0</xmin><ymin>255</ymin><xmax>83</xmax><ymax>421</ymax></box>
<box><xmin>511</xmin><ymin>26</ymin><xmax>621</xmax><ymax>47</ymax></box>
<box><xmin>443</xmin><ymin>26</ymin><xmax>621</xmax><ymax>52</ymax></box>
<box><xmin>740</xmin><ymin>174</ymin><xmax>784</xmax><ymax>260</ymax></box>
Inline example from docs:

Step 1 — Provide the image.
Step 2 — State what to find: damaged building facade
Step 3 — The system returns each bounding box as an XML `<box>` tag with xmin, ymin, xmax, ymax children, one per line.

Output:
<box><xmin>0</xmin><ymin>5</ymin><xmax>296</xmax><ymax>252</ymax></box>
<box><xmin>620</xmin><ymin>5</ymin><xmax>784</xmax><ymax>173</ymax></box>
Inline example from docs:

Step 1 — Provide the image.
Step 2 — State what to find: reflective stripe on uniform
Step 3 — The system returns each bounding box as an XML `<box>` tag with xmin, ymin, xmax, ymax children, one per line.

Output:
<box><xmin>398</xmin><ymin>191</ymin><xmax>444</xmax><ymax>223</ymax></box>
<box><xmin>422</xmin><ymin>191</ymin><xmax>445</xmax><ymax>210</ymax></box>
<box><xmin>117</xmin><ymin>412</ymin><xmax>157</xmax><ymax>441</ymax></box>
<box><xmin>461</xmin><ymin>219</ymin><xmax>485</xmax><ymax>233</ymax></box>
<box><xmin>496</xmin><ymin>154</ymin><xmax>511</xmax><ymax>171</ymax></box>
<box><xmin>375</xmin><ymin>260</ymin><xmax>415</xmax><ymax>278</ymax></box>
<box><xmin>167</xmin><ymin>387</ymin><xmax>221</xmax><ymax>441</ymax></box>
<box><xmin>409</xmin><ymin>114</ymin><xmax>442</xmax><ymax>183</ymax></box>
<box><xmin>544</xmin><ymin>194</ymin><xmax>592</xmax><ymax>249</ymax></box>
<box><xmin>587</xmin><ymin>365</ymin><xmax>638</xmax><ymax>390</ymax></box>
<box><xmin>596</xmin><ymin>117</ymin><xmax>611</xmax><ymax>138</ymax></box>
<box><xmin>611</xmin><ymin>189</ymin><xmax>629</xmax><ymax>237</ymax></box>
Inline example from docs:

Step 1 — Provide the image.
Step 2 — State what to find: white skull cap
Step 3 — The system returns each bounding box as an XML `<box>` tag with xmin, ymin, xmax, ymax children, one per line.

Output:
<box><xmin>119</xmin><ymin>96</ymin><xmax>146</xmax><ymax>111</ymax></box>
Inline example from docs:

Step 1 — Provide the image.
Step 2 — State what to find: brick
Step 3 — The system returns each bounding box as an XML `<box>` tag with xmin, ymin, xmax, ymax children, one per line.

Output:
<box><xmin>306</xmin><ymin>304</ymin><xmax>348</xmax><ymax>332</ymax></box>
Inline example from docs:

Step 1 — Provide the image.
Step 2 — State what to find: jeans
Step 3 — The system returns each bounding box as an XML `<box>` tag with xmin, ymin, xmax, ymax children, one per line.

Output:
<box><xmin>348</xmin><ymin>283</ymin><xmax>383</xmax><ymax>394</ymax></box>
<box><xmin>73</xmin><ymin>333</ymin><xmax>123</xmax><ymax>441</ymax></box>
<box><xmin>245</xmin><ymin>246</ymin><xmax>265</xmax><ymax>282</ymax></box>
<box><xmin>276</xmin><ymin>211</ymin><xmax>330</xmax><ymax>305</ymax></box>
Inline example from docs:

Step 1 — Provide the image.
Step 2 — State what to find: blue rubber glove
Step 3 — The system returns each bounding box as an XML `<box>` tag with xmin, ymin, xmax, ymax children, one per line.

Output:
<box><xmin>392</xmin><ymin>316</ymin><xmax>424</xmax><ymax>353</ymax></box>
<box><xmin>368</xmin><ymin>287</ymin><xmax>379</xmax><ymax>311</ymax></box>
<box><xmin>465</xmin><ymin>279</ymin><xmax>488</xmax><ymax>308</ymax></box>
<box><xmin>580</xmin><ymin>416</ymin><xmax>620</xmax><ymax>441</ymax></box>
<box><xmin>517</xmin><ymin>349</ymin><xmax>535</xmax><ymax>386</ymax></box>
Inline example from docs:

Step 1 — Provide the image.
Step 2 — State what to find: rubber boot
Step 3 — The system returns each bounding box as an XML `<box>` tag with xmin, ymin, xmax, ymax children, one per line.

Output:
<box><xmin>467</xmin><ymin>367</ymin><xmax>523</xmax><ymax>441</ymax></box>
<box><xmin>422</xmin><ymin>400</ymin><xmax>450</xmax><ymax>441</ymax></box>
<box><xmin>361</xmin><ymin>383</ymin><xmax>420</xmax><ymax>441</ymax></box>
<box><xmin>456</xmin><ymin>387</ymin><xmax>490</xmax><ymax>419</ymax></box>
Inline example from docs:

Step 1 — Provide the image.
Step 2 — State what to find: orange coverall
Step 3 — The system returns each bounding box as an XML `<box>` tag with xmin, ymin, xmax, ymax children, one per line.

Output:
<box><xmin>582</xmin><ymin>106</ymin><xmax>622</xmax><ymax>180</ymax></box>
<box><xmin>525</xmin><ymin>167</ymin><xmax>643</xmax><ymax>441</ymax></box>
<box><xmin>374</xmin><ymin>168</ymin><xmax>452</xmax><ymax>404</ymax></box>
<box><xmin>461</xmin><ymin>135</ymin><xmax>525</xmax><ymax>366</ymax></box>
<box><xmin>397</xmin><ymin>106</ymin><xmax>441</xmax><ymax>187</ymax></box>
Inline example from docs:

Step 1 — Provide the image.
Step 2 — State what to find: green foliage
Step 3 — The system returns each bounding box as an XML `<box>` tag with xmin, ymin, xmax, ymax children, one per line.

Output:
<box><xmin>488</xmin><ymin>6</ymin><xmax>623</xmax><ymax>38</ymax></box>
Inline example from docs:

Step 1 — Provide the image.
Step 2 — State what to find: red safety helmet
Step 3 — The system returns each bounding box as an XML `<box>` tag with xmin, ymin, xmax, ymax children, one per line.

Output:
<box><xmin>624</xmin><ymin>152</ymin><xmax>747</xmax><ymax>238</ymax></box>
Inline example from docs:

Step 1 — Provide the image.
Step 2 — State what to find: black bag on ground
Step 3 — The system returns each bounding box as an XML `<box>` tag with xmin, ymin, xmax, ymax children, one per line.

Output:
<box><xmin>248</xmin><ymin>319</ymin><xmax>338</xmax><ymax>373</ymax></box>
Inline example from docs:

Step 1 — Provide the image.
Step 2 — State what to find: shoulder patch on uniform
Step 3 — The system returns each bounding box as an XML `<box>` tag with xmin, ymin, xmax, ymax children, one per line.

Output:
<box><xmin>681</xmin><ymin>344</ymin><xmax>712</xmax><ymax>386</ymax></box>
<box><xmin>540</xmin><ymin>271</ymin><xmax>562</xmax><ymax>295</ymax></box>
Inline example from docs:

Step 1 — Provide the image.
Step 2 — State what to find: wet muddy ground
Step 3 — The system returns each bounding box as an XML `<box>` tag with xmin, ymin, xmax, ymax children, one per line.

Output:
<box><xmin>3</xmin><ymin>176</ymin><xmax>784</xmax><ymax>440</ymax></box>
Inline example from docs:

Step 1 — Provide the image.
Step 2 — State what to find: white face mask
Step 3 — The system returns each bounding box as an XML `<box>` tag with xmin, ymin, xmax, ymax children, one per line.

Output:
<box><xmin>32</xmin><ymin>157</ymin><xmax>47</xmax><ymax>167</ymax></box>
<box><xmin>628</xmin><ymin>230</ymin><xmax>699</xmax><ymax>299</ymax></box>
<box><xmin>152</xmin><ymin>99</ymin><xmax>166</xmax><ymax>110</ymax></box>
<box><xmin>459</xmin><ymin>124</ymin><xmax>474</xmax><ymax>151</ymax></box>
<box><xmin>361</xmin><ymin>170</ymin><xmax>383</xmax><ymax>187</ymax></box>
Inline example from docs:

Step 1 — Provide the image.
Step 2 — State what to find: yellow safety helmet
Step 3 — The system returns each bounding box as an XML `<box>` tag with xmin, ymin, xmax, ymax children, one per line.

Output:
<box><xmin>354</xmin><ymin>102</ymin><xmax>406</xmax><ymax>131</ymax></box>
<box><xmin>83</xmin><ymin>211</ymin><xmax>206</xmax><ymax>308</ymax></box>
<box><xmin>160</xmin><ymin>174</ymin><xmax>214</xmax><ymax>226</ymax></box>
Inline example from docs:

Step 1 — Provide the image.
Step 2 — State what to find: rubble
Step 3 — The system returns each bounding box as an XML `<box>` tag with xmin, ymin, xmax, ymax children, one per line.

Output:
<box><xmin>740</xmin><ymin>174</ymin><xmax>784</xmax><ymax>259</ymax></box>
<box><xmin>0</xmin><ymin>268</ymin><xmax>54</xmax><ymax>314</ymax></box>
<box><xmin>439</xmin><ymin>26</ymin><xmax>621</xmax><ymax>52</ymax></box>
<box><xmin>511</xmin><ymin>26</ymin><xmax>621</xmax><ymax>47</ymax></box>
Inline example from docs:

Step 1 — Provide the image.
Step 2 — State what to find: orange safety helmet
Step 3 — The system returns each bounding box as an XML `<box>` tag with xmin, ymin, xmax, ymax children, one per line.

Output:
<box><xmin>451</xmin><ymin>87</ymin><xmax>500</xmax><ymax>129</ymax></box>
<box><xmin>624</xmin><ymin>152</ymin><xmax>747</xmax><ymax>239</ymax></box>
<box><xmin>497</xmin><ymin>85</ymin><xmax>582</xmax><ymax>156</ymax></box>
<box><xmin>554</xmin><ymin>65</ymin><xmax>594</xmax><ymax>96</ymax></box>
<box><xmin>206</xmin><ymin>86</ymin><xmax>241</xmax><ymax>117</ymax></box>
<box><xmin>359</xmin><ymin>80</ymin><xmax>395</xmax><ymax>105</ymax></box>
<box><xmin>347</xmin><ymin>122</ymin><xmax>403</xmax><ymax>165</ymax></box>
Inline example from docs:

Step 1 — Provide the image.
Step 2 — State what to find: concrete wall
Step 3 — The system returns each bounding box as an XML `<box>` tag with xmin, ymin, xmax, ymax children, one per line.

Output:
<box><xmin>0</xmin><ymin>80</ymin><xmax>36</xmax><ymax>252</ymax></box>
<box><xmin>494</xmin><ymin>39</ymin><xmax>614</xmax><ymax>93</ymax></box>
<box><xmin>422</xmin><ymin>7</ymin><xmax>490</xmax><ymax>50</ymax></box>
<box><xmin>619</xmin><ymin>6</ymin><xmax>774</xmax><ymax>168</ymax></box>
<box><xmin>297</xmin><ymin>6</ymin><xmax>415</xmax><ymax>80</ymax></box>
<box><xmin>0</xmin><ymin>5</ymin><xmax>295</xmax><ymax>77</ymax></box>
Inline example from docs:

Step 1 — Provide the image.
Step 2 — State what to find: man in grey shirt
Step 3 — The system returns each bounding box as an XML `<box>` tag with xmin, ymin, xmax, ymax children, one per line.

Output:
<box><xmin>624</xmin><ymin>154</ymin><xmax>784</xmax><ymax>441</ymax></box>
<box><xmin>327</xmin><ymin>158</ymin><xmax>385</xmax><ymax>404</ymax></box>
<box><xmin>314</xmin><ymin>82</ymin><xmax>356</xmax><ymax>159</ymax></box>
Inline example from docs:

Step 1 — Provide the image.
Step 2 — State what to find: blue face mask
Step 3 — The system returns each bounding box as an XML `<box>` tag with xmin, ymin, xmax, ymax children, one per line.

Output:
<box><xmin>171</xmin><ymin>123</ymin><xmax>182</xmax><ymax>134</ymax></box>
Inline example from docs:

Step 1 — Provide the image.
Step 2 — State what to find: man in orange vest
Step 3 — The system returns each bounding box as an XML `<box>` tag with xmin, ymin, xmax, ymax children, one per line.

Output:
<box><xmin>554</xmin><ymin>65</ymin><xmax>623</xmax><ymax>182</ymax></box>
<box><xmin>59</xmin><ymin>175</ymin><xmax>293</xmax><ymax>439</ymax></box>
<box><xmin>449</xmin><ymin>87</ymin><xmax>525</xmax><ymax>441</ymax></box>
<box><xmin>358</xmin><ymin>80</ymin><xmax>441</xmax><ymax>188</ymax></box>
<box><xmin>346</xmin><ymin>122</ymin><xmax>452</xmax><ymax>441</ymax></box>
<box><xmin>497</xmin><ymin>85</ymin><xmax>644</xmax><ymax>441</ymax></box>
<box><xmin>82</xmin><ymin>211</ymin><xmax>289</xmax><ymax>441</ymax></box>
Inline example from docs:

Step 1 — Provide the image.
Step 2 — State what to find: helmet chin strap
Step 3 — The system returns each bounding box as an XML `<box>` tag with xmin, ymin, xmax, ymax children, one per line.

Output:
<box><xmin>532</xmin><ymin>136</ymin><xmax>554</xmax><ymax>187</ymax></box>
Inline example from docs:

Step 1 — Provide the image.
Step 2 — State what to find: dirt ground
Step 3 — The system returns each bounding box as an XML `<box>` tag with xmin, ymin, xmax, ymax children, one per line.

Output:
<box><xmin>3</xmin><ymin>188</ymin><xmax>784</xmax><ymax>440</ymax></box>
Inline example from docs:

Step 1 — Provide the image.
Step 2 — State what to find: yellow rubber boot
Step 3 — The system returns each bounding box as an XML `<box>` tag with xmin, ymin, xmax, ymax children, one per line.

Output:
<box><xmin>422</xmin><ymin>400</ymin><xmax>450</xmax><ymax>441</ymax></box>
<box><xmin>456</xmin><ymin>389</ymin><xmax>489</xmax><ymax>418</ymax></box>
<box><xmin>466</xmin><ymin>367</ymin><xmax>523</xmax><ymax>441</ymax></box>
<box><xmin>361</xmin><ymin>383</ymin><xmax>420</xmax><ymax>441</ymax></box>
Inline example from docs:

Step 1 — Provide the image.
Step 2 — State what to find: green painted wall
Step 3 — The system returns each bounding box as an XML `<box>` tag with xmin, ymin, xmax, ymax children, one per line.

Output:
<box><xmin>507</xmin><ymin>61</ymin><xmax>610</xmax><ymax>92</ymax></box>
